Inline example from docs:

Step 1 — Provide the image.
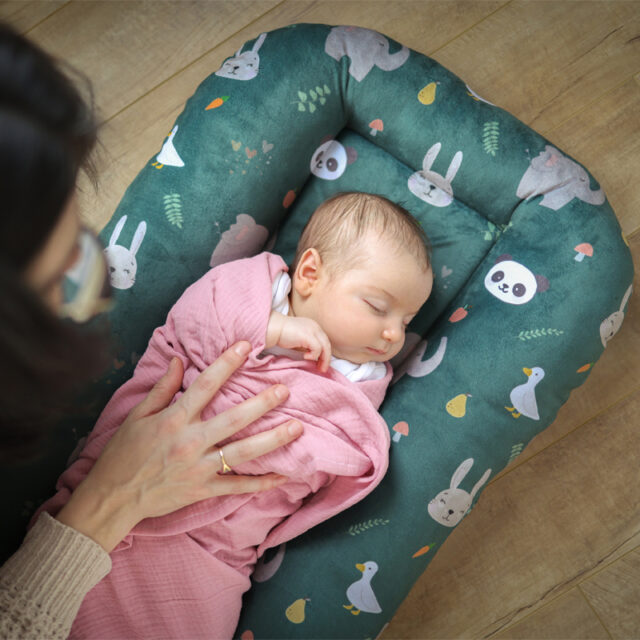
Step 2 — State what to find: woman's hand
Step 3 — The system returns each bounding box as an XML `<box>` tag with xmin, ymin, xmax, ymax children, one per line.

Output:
<box><xmin>55</xmin><ymin>341</ymin><xmax>302</xmax><ymax>552</ymax></box>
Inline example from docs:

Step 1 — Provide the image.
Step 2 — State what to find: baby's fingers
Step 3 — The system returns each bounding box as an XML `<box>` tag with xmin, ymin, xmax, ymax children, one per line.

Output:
<box><xmin>302</xmin><ymin>337</ymin><xmax>322</xmax><ymax>363</ymax></box>
<box><xmin>317</xmin><ymin>331</ymin><xmax>332</xmax><ymax>373</ymax></box>
<box><xmin>303</xmin><ymin>347</ymin><xmax>320</xmax><ymax>361</ymax></box>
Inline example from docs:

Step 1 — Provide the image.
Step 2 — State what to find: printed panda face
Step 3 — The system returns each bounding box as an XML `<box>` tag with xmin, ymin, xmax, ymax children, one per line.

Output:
<box><xmin>309</xmin><ymin>140</ymin><xmax>347</xmax><ymax>180</ymax></box>
<box><xmin>484</xmin><ymin>260</ymin><xmax>539</xmax><ymax>305</ymax></box>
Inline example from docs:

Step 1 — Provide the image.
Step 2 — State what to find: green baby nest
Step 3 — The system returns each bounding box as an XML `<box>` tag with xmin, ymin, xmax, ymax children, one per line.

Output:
<box><xmin>3</xmin><ymin>23</ymin><xmax>633</xmax><ymax>638</ymax></box>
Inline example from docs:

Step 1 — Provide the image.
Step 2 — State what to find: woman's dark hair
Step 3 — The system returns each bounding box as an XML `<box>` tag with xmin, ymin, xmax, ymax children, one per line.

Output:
<box><xmin>0</xmin><ymin>22</ymin><xmax>111</xmax><ymax>462</ymax></box>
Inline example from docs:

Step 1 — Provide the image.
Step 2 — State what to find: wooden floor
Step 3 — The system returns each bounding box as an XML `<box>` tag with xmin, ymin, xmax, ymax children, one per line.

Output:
<box><xmin>4</xmin><ymin>1</ymin><xmax>639</xmax><ymax>637</ymax></box>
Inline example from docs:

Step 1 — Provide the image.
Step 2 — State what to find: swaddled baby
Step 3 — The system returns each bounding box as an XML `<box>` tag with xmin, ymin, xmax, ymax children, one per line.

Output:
<box><xmin>36</xmin><ymin>191</ymin><xmax>433</xmax><ymax>639</ymax></box>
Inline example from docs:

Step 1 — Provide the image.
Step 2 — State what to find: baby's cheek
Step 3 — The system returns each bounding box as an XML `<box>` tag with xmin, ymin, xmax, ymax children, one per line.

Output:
<box><xmin>388</xmin><ymin>341</ymin><xmax>403</xmax><ymax>360</ymax></box>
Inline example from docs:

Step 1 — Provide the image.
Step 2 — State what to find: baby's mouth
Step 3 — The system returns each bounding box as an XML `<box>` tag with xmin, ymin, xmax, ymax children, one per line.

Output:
<box><xmin>367</xmin><ymin>347</ymin><xmax>386</xmax><ymax>356</ymax></box>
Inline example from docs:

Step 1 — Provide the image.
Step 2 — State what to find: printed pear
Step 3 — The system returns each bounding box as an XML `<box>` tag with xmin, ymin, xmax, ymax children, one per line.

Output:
<box><xmin>418</xmin><ymin>82</ymin><xmax>437</xmax><ymax>105</ymax></box>
<box><xmin>446</xmin><ymin>393</ymin><xmax>471</xmax><ymax>418</ymax></box>
<box><xmin>285</xmin><ymin>598</ymin><xmax>309</xmax><ymax>624</ymax></box>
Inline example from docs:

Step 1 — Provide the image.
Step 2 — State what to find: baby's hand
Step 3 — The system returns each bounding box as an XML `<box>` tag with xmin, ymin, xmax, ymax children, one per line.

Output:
<box><xmin>266</xmin><ymin>312</ymin><xmax>332</xmax><ymax>372</ymax></box>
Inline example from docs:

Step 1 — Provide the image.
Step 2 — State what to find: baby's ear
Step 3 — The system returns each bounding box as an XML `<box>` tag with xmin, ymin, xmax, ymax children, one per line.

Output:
<box><xmin>293</xmin><ymin>248</ymin><xmax>322</xmax><ymax>297</ymax></box>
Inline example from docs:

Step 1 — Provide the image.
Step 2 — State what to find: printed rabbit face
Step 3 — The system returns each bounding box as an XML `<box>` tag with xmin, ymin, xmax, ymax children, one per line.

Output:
<box><xmin>103</xmin><ymin>215</ymin><xmax>147</xmax><ymax>290</ymax></box>
<box><xmin>428</xmin><ymin>459</ymin><xmax>491</xmax><ymax>528</ymax></box>
<box><xmin>408</xmin><ymin>172</ymin><xmax>453</xmax><ymax>207</ymax></box>
<box><xmin>408</xmin><ymin>143</ymin><xmax>462</xmax><ymax>208</ymax></box>
<box><xmin>104</xmin><ymin>247</ymin><xmax>137</xmax><ymax>290</ymax></box>
<box><xmin>215</xmin><ymin>33</ymin><xmax>267</xmax><ymax>81</ymax></box>
<box><xmin>428</xmin><ymin>488</ymin><xmax>472</xmax><ymax>527</ymax></box>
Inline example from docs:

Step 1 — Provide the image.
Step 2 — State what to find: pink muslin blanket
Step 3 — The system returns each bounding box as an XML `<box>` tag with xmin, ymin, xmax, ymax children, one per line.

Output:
<box><xmin>34</xmin><ymin>252</ymin><xmax>391</xmax><ymax>639</ymax></box>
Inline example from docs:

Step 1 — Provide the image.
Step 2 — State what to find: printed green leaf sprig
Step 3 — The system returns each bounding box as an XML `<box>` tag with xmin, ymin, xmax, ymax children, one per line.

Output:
<box><xmin>483</xmin><ymin>121</ymin><xmax>500</xmax><ymax>156</ymax></box>
<box><xmin>163</xmin><ymin>193</ymin><xmax>183</xmax><ymax>229</ymax></box>
<box><xmin>347</xmin><ymin>518</ymin><xmax>390</xmax><ymax>536</ymax></box>
<box><xmin>508</xmin><ymin>443</ymin><xmax>524</xmax><ymax>465</ymax></box>
<box><xmin>518</xmin><ymin>328</ymin><xmax>564</xmax><ymax>341</ymax></box>
<box><xmin>295</xmin><ymin>84</ymin><xmax>332</xmax><ymax>113</ymax></box>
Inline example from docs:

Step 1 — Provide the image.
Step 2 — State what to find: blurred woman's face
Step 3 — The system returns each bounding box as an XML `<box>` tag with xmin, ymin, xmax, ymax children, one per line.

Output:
<box><xmin>22</xmin><ymin>193</ymin><xmax>81</xmax><ymax>313</ymax></box>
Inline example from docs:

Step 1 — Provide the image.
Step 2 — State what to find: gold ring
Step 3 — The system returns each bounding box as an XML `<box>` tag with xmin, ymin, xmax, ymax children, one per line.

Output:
<box><xmin>218</xmin><ymin>448</ymin><xmax>232</xmax><ymax>474</ymax></box>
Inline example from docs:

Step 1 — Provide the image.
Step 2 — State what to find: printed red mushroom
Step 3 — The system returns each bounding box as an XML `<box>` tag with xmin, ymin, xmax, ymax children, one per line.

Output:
<box><xmin>369</xmin><ymin>119</ymin><xmax>384</xmax><ymax>136</ymax></box>
<box><xmin>392</xmin><ymin>421</ymin><xmax>409</xmax><ymax>443</ymax></box>
<box><xmin>574</xmin><ymin>243</ymin><xmax>593</xmax><ymax>262</ymax></box>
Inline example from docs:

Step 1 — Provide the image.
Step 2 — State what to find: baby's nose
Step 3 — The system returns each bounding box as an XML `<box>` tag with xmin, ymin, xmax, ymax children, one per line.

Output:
<box><xmin>383</xmin><ymin>324</ymin><xmax>403</xmax><ymax>342</ymax></box>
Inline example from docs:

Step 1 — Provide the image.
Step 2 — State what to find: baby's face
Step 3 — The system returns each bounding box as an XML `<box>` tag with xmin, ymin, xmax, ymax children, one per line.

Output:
<box><xmin>303</xmin><ymin>234</ymin><xmax>433</xmax><ymax>364</ymax></box>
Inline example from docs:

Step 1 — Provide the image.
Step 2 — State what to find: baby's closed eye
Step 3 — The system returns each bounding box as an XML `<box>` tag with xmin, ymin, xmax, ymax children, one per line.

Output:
<box><xmin>364</xmin><ymin>299</ymin><xmax>386</xmax><ymax>314</ymax></box>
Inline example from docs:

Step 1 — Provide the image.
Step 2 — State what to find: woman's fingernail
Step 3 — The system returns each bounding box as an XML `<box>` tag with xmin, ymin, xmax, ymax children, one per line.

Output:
<box><xmin>234</xmin><ymin>342</ymin><xmax>251</xmax><ymax>357</ymax></box>
<box><xmin>274</xmin><ymin>385</ymin><xmax>289</xmax><ymax>401</ymax></box>
<box><xmin>287</xmin><ymin>420</ymin><xmax>302</xmax><ymax>436</ymax></box>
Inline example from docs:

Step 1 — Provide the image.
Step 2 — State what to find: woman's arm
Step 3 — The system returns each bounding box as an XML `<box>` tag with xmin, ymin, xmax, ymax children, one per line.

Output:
<box><xmin>0</xmin><ymin>512</ymin><xmax>110</xmax><ymax>640</ymax></box>
<box><xmin>1</xmin><ymin>341</ymin><xmax>302</xmax><ymax>637</ymax></box>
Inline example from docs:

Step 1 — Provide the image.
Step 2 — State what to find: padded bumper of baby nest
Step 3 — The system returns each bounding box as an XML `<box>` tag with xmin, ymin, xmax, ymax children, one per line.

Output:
<box><xmin>3</xmin><ymin>22</ymin><xmax>633</xmax><ymax>638</ymax></box>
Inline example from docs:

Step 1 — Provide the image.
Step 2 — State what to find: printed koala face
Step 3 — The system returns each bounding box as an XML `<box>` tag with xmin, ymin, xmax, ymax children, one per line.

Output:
<box><xmin>484</xmin><ymin>260</ymin><xmax>539</xmax><ymax>305</ymax></box>
<box><xmin>310</xmin><ymin>140</ymin><xmax>347</xmax><ymax>180</ymax></box>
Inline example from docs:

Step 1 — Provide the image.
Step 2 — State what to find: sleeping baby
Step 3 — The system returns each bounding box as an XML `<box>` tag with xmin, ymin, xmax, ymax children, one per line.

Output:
<box><xmin>35</xmin><ymin>191</ymin><xmax>433</xmax><ymax>639</ymax></box>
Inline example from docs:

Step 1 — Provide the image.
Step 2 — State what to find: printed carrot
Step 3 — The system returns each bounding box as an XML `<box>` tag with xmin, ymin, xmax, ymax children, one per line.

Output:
<box><xmin>206</xmin><ymin>96</ymin><xmax>230</xmax><ymax>110</ymax></box>
<box><xmin>449</xmin><ymin>305</ymin><xmax>471</xmax><ymax>323</ymax></box>
<box><xmin>412</xmin><ymin>543</ymin><xmax>435</xmax><ymax>558</ymax></box>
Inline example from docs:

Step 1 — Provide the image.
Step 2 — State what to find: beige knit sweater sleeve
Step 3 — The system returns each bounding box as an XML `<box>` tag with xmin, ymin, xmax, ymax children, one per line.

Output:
<box><xmin>0</xmin><ymin>511</ymin><xmax>112</xmax><ymax>639</ymax></box>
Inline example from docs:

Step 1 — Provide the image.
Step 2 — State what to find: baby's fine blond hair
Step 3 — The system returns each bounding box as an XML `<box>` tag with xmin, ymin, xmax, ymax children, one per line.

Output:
<box><xmin>291</xmin><ymin>192</ymin><xmax>431</xmax><ymax>277</ymax></box>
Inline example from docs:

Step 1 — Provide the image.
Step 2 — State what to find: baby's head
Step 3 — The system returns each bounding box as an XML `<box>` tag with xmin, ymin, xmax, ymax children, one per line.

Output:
<box><xmin>290</xmin><ymin>192</ymin><xmax>433</xmax><ymax>364</ymax></box>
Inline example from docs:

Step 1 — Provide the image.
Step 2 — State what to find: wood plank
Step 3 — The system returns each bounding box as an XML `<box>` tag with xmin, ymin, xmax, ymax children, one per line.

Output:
<box><xmin>25</xmin><ymin>0</ymin><xmax>279</xmax><ymax>121</ymax></box>
<box><xmin>493</xmin><ymin>588</ymin><xmax>610</xmax><ymax>639</ymax></box>
<box><xmin>581</xmin><ymin>547</ymin><xmax>640</xmax><ymax>639</ymax></box>
<box><xmin>382</xmin><ymin>387</ymin><xmax>640</xmax><ymax>638</ymax></box>
<box><xmin>493</xmin><ymin>225</ymin><xmax>640</xmax><ymax>480</ymax></box>
<box><xmin>548</xmin><ymin>79</ymin><xmax>640</xmax><ymax>239</ymax></box>
<box><xmin>72</xmin><ymin>0</ymin><xmax>507</xmax><ymax>232</ymax></box>
<box><xmin>0</xmin><ymin>1</ymin><xmax>66</xmax><ymax>33</ymax></box>
<box><xmin>432</xmin><ymin>0</ymin><xmax>640</xmax><ymax>134</ymax></box>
